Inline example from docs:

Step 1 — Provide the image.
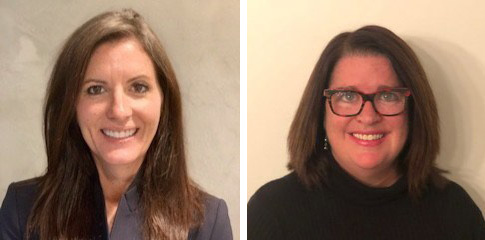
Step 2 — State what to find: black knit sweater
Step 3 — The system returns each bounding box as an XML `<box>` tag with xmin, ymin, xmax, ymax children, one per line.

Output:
<box><xmin>248</xmin><ymin>158</ymin><xmax>485</xmax><ymax>240</ymax></box>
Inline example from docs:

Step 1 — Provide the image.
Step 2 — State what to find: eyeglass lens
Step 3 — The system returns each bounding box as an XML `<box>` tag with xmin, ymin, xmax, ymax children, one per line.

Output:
<box><xmin>330</xmin><ymin>91</ymin><xmax>406</xmax><ymax>116</ymax></box>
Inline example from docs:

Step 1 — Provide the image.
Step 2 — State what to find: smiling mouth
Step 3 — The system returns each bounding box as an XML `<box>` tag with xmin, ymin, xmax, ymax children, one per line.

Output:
<box><xmin>352</xmin><ymin>133</ymin><xmax>384</xmax><ymax>141</ymax></box>
<box><xmin>102</xmin><ymin>129</ymin><xmax>138</xmax><ymax>139</ymax></box>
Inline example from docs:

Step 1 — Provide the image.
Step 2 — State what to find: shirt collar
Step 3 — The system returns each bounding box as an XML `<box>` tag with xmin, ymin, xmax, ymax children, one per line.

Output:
<box><xmin>94</xmin><ymin>169</ymin><xmax>142</xmax><ymax>213</ymax></box>
<box><xmin>326</xmin><ymin>153</ymin><xmax>407</xmax><ymax>205</ymax></box>
<box><xmin>123</xmin><ymin>170</ymin><xmax>142</xmax><ymax>212</ymax></box>
<box><xmin>124</xmin><ymin>181</ymin><xmax>140</xmax><ymax>212</ymax></box>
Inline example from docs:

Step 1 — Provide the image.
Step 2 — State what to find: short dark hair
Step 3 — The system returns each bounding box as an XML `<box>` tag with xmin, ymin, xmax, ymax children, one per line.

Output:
<box><xmin>28</xmin><ymin>9</ymin><xmax>203</xmax><ymax>239</ymax></box>
<box><xmin>287</xmin><ymin>25</ymin><xmax>446</xmax><ymax>198</ymax></box>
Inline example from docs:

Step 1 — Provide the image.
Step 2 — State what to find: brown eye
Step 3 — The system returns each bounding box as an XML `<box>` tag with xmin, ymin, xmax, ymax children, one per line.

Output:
<box><xmin>86</xmin><ymin>85</ymin><xmax>106</xmax><ymax>95</ymax></box>
<box><xmin>132</xmin><ymin>83</ymin><xmax>149</xmax><ymax>93</ymax></box>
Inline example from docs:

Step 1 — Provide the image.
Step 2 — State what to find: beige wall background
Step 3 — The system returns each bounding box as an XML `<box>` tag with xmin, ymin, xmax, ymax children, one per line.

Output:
<box><xmin>248</xmin><ymin>0</ymin><xmax>485</xmax><ymax>216</ymax></box>
<box><xmin>0</xmin><ymin>1</ymin><xmax>239</xmax><ymax>238</ymax></box>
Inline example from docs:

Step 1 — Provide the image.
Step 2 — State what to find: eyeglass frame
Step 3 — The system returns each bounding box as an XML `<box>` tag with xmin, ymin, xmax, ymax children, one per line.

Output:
<box><xmin>323</xmin><ymin>88</ymin><xmax>412</xmax><ymax>117</ymax></box>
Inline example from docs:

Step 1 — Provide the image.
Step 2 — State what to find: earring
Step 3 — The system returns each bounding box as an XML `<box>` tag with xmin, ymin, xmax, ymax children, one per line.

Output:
<box><xmin>324</xmin><ymin>136</ymin><xmax>328</xmax><ymax>150</ymax></box>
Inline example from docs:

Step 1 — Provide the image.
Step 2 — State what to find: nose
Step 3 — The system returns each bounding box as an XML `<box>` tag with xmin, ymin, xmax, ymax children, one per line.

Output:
<box><xmin>107</xmin><ymin>88</ymin><xmax>132</xmax><ymax>122</ymax></box>
<box><xmin>356</xmin><ymin>101</ymin><xmax>381</xmax><ymax>124</ymax></box>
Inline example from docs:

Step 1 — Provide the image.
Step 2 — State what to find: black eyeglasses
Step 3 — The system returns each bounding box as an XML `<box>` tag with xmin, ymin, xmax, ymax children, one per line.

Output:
<box><xmin>323</xmin><ymin>88</ymin><xmax>411</xmax><ymax>117</ymax></box>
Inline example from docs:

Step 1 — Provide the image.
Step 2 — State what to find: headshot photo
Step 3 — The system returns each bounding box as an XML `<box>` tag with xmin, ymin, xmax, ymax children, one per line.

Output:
<box><xmin>0</xmin><ymin>1</ymin><xmax>239</xmax><ymax>239</ymax></box>
<box><xmin>248</xmin><ymin>0</ymin><xmax>485</xmax><ymax>239</ymax></box>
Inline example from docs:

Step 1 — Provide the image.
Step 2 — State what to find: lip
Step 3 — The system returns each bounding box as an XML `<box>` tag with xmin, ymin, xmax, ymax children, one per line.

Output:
<box><xmin>102</xmin><ymin>127</ymin><xmax>138</xmax><ymax>131</ymax></box>
<box><xmin>101</xmin><ymin>128</ymin><xmax>138</xmax><ymax>142</ymax></box>
<box><xmin>348</xmin><ymin>131</ymin><xmax>386</xmax><ymax>147</ymax></box>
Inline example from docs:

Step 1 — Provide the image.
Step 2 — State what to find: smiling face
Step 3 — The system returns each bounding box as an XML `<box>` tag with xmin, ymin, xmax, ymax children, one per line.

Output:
<box><xmin>76</xmin><ymin>37</ymin><xmax>162</xmax><ymax>170</ymax></box>
<box><xmin>325</xmin><ymin>54</ymin><xmax>408</xmax><ymax>186</ymax></box>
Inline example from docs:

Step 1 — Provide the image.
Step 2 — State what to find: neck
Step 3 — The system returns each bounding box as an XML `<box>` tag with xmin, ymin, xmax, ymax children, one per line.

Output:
<box><xmin>333</xmin><ymin>157</ymin><xmax>399</xmax><ymax>188</ymax></box>
<box><xmin>360</xmin><ymin>169</ymin><xmax>399</xmax><ymax>187</ymax></box>
<box><xmin>92</xmin><ymin>156</ymin><xmax>142</xmax><ymax>233</ymax></box>
<box><xmin>94</xmin><ymin>158</ymin><xmax>142</xmax><ymax>203</ymax></box>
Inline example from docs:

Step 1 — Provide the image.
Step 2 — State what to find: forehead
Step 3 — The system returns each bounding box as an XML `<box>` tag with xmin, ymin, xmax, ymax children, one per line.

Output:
<box><xmin>329</xmin><ymin>55</ymin><xmax>401</xmax><ymax>91</ymax></box>
<box><xmin>84</xmin><ymin>37</ymin><xmax>156</xmax><ymax>79</ymax></box>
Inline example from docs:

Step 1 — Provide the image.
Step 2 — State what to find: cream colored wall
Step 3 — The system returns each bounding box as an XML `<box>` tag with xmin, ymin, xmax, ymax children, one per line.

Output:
<box><xmin>0</xmin><ymin>1</ymin><xmax>239</xmax><ymax>238</ymax></box>
<box><xmin>248</xmin><ymin>0</ymin><xmax>485</xmax><ymax>216</ymax></box>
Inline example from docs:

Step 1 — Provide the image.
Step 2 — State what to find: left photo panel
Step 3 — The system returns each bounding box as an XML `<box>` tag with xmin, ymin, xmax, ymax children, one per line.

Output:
<box><xmin>0</xmin><ymin>1</ymin><xmax>239</xmax><ymax>239</ymax></box>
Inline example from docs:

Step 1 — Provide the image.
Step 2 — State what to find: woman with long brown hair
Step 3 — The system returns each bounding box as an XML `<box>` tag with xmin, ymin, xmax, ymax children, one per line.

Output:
<box><xmin>0</xmin><ymin>9</ymin><xmax>232</xmax><ymax>240</ymax></box>
<box><xmin>248</xmin><ymin>25</ymin><xmax>484</xmax><ymax>239</ymax></box>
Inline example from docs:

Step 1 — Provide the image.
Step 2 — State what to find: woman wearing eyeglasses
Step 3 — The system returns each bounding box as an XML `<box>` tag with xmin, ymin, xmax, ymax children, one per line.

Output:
<box><xmin>248</xmin><ymin>25</ymin><xmax>485</xmax><ymax>239</ymax></box>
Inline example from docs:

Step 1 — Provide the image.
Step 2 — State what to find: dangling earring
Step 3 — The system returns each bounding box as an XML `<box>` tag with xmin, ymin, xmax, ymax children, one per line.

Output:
<box><xmin>324</xmin><ymin>136</ymin><xmax>328</xmax><ymax>150</ymax></box>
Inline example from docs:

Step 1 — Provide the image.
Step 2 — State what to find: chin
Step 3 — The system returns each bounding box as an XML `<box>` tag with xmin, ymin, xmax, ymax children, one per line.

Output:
<box><xmin>100</xmin><ymin>151</ymin><xmax>143</xmax><ymax>166</ymax></box>
<box><xmin>352</xmin><ymin>153</ymin><xmax>389</xmax><ymax>170</ymax></box>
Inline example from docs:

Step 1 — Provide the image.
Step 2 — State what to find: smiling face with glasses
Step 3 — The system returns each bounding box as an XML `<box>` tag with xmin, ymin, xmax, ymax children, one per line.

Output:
<box><xmin>324</xmin><ymin>55</ymin><xmax>410</xmax><ymax>187</ymax></box>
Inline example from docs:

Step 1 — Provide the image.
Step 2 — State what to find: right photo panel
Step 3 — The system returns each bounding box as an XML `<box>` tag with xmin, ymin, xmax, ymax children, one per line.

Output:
<box><xmin>247</xmin><ymin>1</ymin><xmax>485</xmax><ymax>239</ymax></box>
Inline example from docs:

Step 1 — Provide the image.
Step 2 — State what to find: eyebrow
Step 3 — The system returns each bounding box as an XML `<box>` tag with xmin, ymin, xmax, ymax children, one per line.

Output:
<box><xmin>332</xmin><ymin>85</ymin><xmax>402</xmax><ymax>90</ymax></box>
<box><xmin>333</xmin><ymin>86</ymin><xmax>357</xmax><ymax>90</ymax></box>
<box><xmin>127</xmin><ymin>75</ymin><xmax>150</xmax><ymax>83</ymax></box>
<box><xmin>82</xmin><ymin>75</ymin><xmax>151</xmax><ymax>85</ymax></box>
<box><xmin>376</xmin><ymin>85</ymin><xmax>402</xmax><ymax>90</ymax></box>
<box><xmin>83</xmin><ymin>79</ymin><xmax>106</xmax><ymax>85</ymax></box>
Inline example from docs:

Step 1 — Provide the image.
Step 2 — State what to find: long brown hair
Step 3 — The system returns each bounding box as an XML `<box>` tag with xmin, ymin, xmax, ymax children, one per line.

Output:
<box><xmin>27</xmin><ymin>9</ymin><xmax>203</xmax><ymax>239</ymax></box>
<box><xmin>287</xmin><ymin>25</ymin><xmax>446</xmax><ymax>199</ymax></box>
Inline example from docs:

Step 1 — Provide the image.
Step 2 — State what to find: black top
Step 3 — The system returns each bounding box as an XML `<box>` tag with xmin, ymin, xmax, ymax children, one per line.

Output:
<box><xmin>0</xmin><ymin>176</ymin><xmax>233</xmax><ymax>240</ymax></box>
<box><xmin>248</xmin><ymin>157</ymin><xmax>485</xmax><ymax>240</ymax></box>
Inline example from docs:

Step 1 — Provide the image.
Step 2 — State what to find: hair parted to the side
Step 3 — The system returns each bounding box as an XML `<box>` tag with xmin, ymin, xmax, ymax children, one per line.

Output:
<box><xmin>287</xmin><ymin>25</ymin><xmax>446</xmax><ymax>199</ymax></box>
<box><xmin>27</xmin><ymin>9</ymin><xmax>203</xmax><ymax>239</ymax></box>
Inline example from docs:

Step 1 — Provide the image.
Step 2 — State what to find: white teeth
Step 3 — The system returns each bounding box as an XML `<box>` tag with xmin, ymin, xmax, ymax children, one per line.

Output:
<box><xmin>103</xmin><ymin>129</ymin><xmax>136</xmax><ymax>139</ymax></box>
<box><xmin>352</xmin><ymin>133</ymin><xmax>384</xmax><ymax>140</ymax></box>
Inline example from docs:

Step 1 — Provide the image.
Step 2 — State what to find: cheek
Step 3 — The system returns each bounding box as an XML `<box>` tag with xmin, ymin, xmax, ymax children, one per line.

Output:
<box><xmin>324</xmin><ymin>104</ymin><xmax>349</xmax><ymax>147</ymax></box>
<box><xmin>324</xmin><ymin>103</ymin><xmax>347</xmax><ymax>133</ymax></box>
<box><xmin>76</xmin><ymin>100</ymin><xmax>102</xmax><ymax>136</ymax></box>
<box><xmin>396</xmin><ymin>115</ymin><xmax>409</xmax><ymax>142</ymax></box>
<box><xmin>388</xmin><ymin>114</ymin><xmax>409</xmax><ymax>148</ymax></box>
<box><xmin>75</xmin><ymin>104</ymin><xmax>95</xmax><ymax>150</ymax></box>
<box><xmin>76</xmin><ymin>101</ymin><xmax>90</xmax><ymax>130</ymax></box>
<box><xmin>143</xmin><ymin>97</ymin><xmax>162</xmax><ymax>130</ymax></box>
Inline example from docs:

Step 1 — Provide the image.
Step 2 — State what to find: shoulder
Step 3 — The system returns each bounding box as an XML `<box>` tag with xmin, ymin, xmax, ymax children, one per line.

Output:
<box><xmin>430</xmin><ymin>180</ymin><xmax>481</xmax><ymax>210</ymax></box>
<box><xmin>428</xmin><ymin>180</ymin><xmax>485</xmax><ymax>236</ymax></box>
<box><xmin>248</xmin><ymin>172</ymin><xmax>306</xmax><ymax>210</ymax></box>
<box><xmin>190</xmin><ymin>193</ymin><xmax>233</xmax><ymax>240</ymax></box>
<box><xmin>0</xmin><ymin>178</ymin><xmax>41</xmax><ymax>239</ymax></box>
<box><xmin>247</xmin><ymin>172</ymin><xmax>308</xmax><ymax>239</ymax></box>
<box><xmin>3</xmin><ymin>178</ymin><xmax>40</xmax><ymax>200</ymax></box>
